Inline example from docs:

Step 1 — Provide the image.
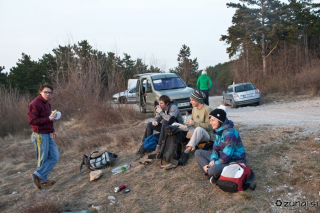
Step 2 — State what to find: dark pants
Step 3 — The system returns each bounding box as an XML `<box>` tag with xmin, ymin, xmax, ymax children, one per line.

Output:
<box><xmin>200</xmin><ymin>90</ymin><xmax>209</xmax><ymax>106</ymax></box>
<box><xmin>194</xmin><ymin>149</ymin><xmax>246</xmax><ymax>178</ymax></box>
<box><xmin>142</xmin><ymin>120</ymin><xmax>169</xmax><ymax>147</ymax></box>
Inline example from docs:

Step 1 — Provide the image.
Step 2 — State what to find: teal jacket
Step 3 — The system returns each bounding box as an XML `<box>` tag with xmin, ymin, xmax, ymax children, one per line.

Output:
<box><xmin>197</xmin><ymin>74</ymin><xmax>212</xmax><ymax>91</ymax></box>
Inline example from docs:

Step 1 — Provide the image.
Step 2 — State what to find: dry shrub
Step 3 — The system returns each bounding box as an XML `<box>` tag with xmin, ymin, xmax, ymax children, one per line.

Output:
<box><xmin>18</xmin><ymin>197</ymin><xmax>63</xmax><ymax>213</ymax></box>
<box><xmin>0</xmin><ymin>88</ymin><xmax>31</xmax><ymax>137</ymax></box>
<box><xmin>292</xmin><ymin>61</ymin><xmax>320</xmax><ymax>94</ymax></box>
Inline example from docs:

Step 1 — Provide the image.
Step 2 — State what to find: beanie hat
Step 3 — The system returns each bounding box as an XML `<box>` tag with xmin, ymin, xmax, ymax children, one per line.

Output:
<box><xmin>202</xmin><ymin>70</ymin><xmax>207</xmax><ymax>75</ymax></box>
<box><xmin>190</xmin><ymin>90</ymin><xmax>206</xmax><ymax>104</ymax></box>
<box><xmin>209</xmin><ymin>108</ymin><xmax>226</xmax><ymax>123</ymax></box>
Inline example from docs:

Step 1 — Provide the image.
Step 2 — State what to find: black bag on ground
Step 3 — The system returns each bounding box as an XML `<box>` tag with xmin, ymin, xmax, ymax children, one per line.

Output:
<box><xmin>80</xmin><ymin>151</ymin><xmax>118</xmax><ymax>171</ymax></box>
<box><xmin>160</xmin><ymin>125</ymin><xmax>187</xmax><ymax>166</ymax></box>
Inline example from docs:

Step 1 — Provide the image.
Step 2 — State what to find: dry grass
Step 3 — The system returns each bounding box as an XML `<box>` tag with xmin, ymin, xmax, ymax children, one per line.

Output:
<box><xmin>1</xmin><ymin>105</ymin><xmax>320</xmax><ymax>212</ymax></box>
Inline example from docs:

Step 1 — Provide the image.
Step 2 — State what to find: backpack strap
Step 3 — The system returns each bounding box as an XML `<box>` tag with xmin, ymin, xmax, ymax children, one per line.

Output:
<box><xmin>80</xmin><ymin>154</ymin><xmax>88</xmax><ymax>171</ymax></box>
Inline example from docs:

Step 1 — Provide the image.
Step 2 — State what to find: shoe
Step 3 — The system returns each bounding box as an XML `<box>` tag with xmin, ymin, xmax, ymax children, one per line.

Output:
<box><xmin>209</xmin><ymin>176</ymin><xmax>218</xmax><ymax>184</ymax></box>
<box><xmin>42</xmin><ymin>180</ymin><xmax>56</xmax><ymax>186</ymax></box>
<box><xmin>32</xmin><ymin>174</ymin><xmax>42</xmax><ymax>190</ymax></box>
<box><xmin>178</xmin><ymin>153</ymin><xmax>189</xmax><ymax>166</ymax></box>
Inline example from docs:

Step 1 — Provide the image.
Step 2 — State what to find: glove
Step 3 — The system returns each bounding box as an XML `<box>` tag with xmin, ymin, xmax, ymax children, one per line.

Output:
<box><xmin>156</xmin><ymin>105</ymin><xmax>162</xmax><ymax>114</ymax></box>
<box><xmin>49</xmin><ymin>114</ymin><xmax>57</xmax><ymax>121</ymax></box>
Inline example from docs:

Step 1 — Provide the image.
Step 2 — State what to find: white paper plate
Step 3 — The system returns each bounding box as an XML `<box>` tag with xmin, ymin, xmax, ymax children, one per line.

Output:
<box><xmin>55</xmin><ymin>111</ymin><xmax>61</xmax><ymax>120</ymax></box>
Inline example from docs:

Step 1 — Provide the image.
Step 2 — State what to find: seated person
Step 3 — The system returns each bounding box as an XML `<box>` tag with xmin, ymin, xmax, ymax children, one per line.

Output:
<box><xmin>140</xmin><ymin>95</ymin><xmax>184</xmax><ymax>154</ymax></box>
<box><xmin>194</xmin><ymin>108</ymin><xmax>246</xmax><ymax>184</ymax></box>
<box><xmin>178</xmin><ymin>90</ymin><xmax>214</xmax><ymax>165</ymax></box>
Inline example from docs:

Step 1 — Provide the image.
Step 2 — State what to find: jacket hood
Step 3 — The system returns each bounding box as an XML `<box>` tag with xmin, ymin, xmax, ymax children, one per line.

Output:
<box><xmin>213</xmin><ymin>118</ymin><xmax>234</xmax><ymax>135</ymax></box>
<box><xmin>36</xmin><ymin>94</ymin><xmax>48</xmax><ymax>103</ymax></box>
<box><xmin>198</xmin><ymin>74</ymin><xmax>208</xmax><ymax>80</ymax></box>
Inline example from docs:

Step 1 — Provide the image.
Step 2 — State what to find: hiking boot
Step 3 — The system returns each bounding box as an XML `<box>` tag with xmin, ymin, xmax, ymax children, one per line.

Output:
<box><xmin>32</xmin><ymin>174</ymin><xmax>42</xmax><ymax>190</ymax></box>
<box><xmin>42</xmin><ymin>180</ymin><xmax>56</xmax><ymax>186</ymax></box>
<box><xmin>209</xmin><ymin>176</ymin><xmax>218</xmax><ymax>184</ymax></box>
<box><xmin>178</xmin><ymin>153</ymin><xmax>189</xmax><ymax>166</ymax></box>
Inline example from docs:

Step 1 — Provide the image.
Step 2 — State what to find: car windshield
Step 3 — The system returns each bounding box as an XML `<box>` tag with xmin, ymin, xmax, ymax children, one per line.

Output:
<box><xmin>152</xmin><ymin>77</ymin><xmax>186</xmax><ymax>90</ymax></box>
<box><xmin>235</xmin><ymin>84</ymin><xmax>256</xmax><ymax>93</ymax></box>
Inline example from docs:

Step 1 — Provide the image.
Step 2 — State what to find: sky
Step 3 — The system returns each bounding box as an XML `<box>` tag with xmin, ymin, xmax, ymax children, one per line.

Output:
<box><xmin>1</xmin><ymin>0</ymin><xmax>319</xmax><ymax>73</ymax></box>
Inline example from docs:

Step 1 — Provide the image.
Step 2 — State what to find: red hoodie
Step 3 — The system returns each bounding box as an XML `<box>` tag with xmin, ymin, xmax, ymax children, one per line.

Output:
<box><xmin>28</xmin><ymin>94</ymin><xmax>54</xmax><ymax>134</ymax></box>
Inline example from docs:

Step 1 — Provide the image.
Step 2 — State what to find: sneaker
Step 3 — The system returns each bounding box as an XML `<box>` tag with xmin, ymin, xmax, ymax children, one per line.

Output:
<box><xmin>32</xmin><ymin>174</ymin><xmax>42</xmax><ymax>190</ymax></box>
<box><xmin>209</xmin><ymin>176</ymin><xmax>218</xmax><ymax>184</ymax></box>
<box><xmin>178</xmin><ymin>153</ymin><xmax>189</xmax><ymax>166</ymax></box>
<box><xmin>42</xmin><ymin>180</ymin><xmax>56</xmax><ymax>186</ymax></box>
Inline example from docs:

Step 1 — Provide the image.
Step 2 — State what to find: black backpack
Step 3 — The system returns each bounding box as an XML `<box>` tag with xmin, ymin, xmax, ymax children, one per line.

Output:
<box><xmin>160</xmin><ymin>125</ymin><xmax>187</xmax><ymax>167</ymax></box>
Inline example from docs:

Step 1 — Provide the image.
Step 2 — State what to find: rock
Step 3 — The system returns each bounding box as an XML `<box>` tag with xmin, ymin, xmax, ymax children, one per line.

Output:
<box><xmin>90</xmin><ymin>170</ymin><xmax>103</xmax><ymax>181</ymax></box>
<box><xmin>92</xmin><ymin>205</ymin><xmax>101</xmax><ymax>211</ymax></box>
<box><xmin>108</xmin><ymin>196</ymin><xmax>116</xmax><ymax>200</ymax></box>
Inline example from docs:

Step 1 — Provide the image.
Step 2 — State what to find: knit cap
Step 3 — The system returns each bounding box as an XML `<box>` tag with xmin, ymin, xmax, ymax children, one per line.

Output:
<box><xmin>190</xmin><ymin>90</ymin><xmax>206</xmax><ymax>104</ymax></box>
<box><xmin>209</xmin><ymin>108</ymin><xmax>226</xmax><ymax>123</ymax></box>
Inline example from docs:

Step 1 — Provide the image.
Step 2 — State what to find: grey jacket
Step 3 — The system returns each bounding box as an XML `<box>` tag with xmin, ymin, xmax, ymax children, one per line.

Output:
<box><xmin>154</xmin><ymin>104</ymin><xmax>184</xmax><ymax>124</ymax></box>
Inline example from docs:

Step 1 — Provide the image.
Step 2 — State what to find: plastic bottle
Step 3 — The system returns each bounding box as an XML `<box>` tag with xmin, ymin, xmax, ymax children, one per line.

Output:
<box><xmin>184</xmin><ymin>112</ymin><xmax>192</xmax><ymax>128</ymax></box>
<box><xmin>111</xmin><ymin>164</ymin><xmax>131</xmax><ymax>175</ymax></box>
<box><xmin>184</xmin><ymin>112</ymin><xmax>190</xmax><ymax>124</ymax></box>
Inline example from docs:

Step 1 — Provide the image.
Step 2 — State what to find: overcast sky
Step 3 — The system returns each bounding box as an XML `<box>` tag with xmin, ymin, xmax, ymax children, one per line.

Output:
<box><xmin>1</xmin><ymin>0</ymin><xmax>319</xmax><ymax>73</ymax></box>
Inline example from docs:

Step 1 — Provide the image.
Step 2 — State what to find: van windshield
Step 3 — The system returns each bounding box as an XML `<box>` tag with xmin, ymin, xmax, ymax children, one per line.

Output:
<box><xmin>153</xmin><ymin>77</ymin><xmax>186</xmax><ymax>90</ymax></box>
<box><xmin>235</xmin><ymin>84</ymin><xmax>256</xmax><ymax>93</ymax></box>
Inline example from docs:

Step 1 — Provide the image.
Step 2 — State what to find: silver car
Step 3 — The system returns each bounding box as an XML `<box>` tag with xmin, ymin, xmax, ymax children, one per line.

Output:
<box><xmin>112</xmin><ymin>87</ymin><xmax>136</xmax><ymax>104</ymax></box>
<box><xmin>223</xmin><ymin>83</ymin><xmax>261</xmax><ymax>108</ymax></box>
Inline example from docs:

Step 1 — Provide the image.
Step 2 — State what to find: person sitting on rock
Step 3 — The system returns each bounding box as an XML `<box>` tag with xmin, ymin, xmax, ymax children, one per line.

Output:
<box><xmin>194</xmin><ymin>107</ymin><xmax>246</xmax><ymax>184</ymax></box>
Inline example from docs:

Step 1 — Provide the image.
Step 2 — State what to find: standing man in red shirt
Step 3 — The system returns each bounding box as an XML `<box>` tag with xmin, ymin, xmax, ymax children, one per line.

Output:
<box><xmin>28</xmin><ymin>84</ymin><xmax>59</xmax><ymax>190</ymax></box>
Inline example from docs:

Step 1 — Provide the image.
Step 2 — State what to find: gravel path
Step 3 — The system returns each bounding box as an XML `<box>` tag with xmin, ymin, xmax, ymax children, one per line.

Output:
<box><xmin>209</xmin><ymin>96</ymin><xmax>320</xmax><ymax>135</ymax></box>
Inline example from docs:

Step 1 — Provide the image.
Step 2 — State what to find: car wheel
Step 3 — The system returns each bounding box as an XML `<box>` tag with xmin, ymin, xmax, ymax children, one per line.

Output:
<box><xmin>231</xmin><ymin>100</ymin><xmax>237</xmax><ymax>108</ymax></box>
<box><xmin>256</xmin><ymin>100</ymin><xmax>262</xmax><ymax>106</ymax></box>
<box><xmin>119</xmin><ymin>97</ymin><xmax>127</xmax><ymax>104</ymax></box>
<box><xmin>139</xmin><ymin>107</ymin><xmax>146</xmax><ymax>113</ymax></box>
<box><xmin>223</xmin><ymin>98</ymin><xmax>227</xmax><ymax>106</ymax></box>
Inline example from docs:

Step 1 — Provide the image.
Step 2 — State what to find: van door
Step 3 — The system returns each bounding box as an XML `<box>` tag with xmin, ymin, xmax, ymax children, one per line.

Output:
<box><xmin>145</xmin><ymin>78</ymin><xmax>156</xmax><ymax>108</ymax></box>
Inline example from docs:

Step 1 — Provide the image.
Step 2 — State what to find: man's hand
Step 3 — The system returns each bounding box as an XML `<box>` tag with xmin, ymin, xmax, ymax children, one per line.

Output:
<box><xmin>49</xmin><ymin>114</ymin><xmax>57</xmax><ymax>121</ymax></box>
<box><xmin>52</xmin><ymin>133</ymin><xmax>57</xmax><ymax>139</ymax></box>
<box><xmin>152</xmin><ymin>120</ymin><xmax>158</xmax><ymax>126</ymax></box>
<box><xmin>185</xmin><ymin>119</ymin><xmax>194</xmax><ymax>126</ymax></box>
<box><xmin>209</xmin><ymin>160</ymin><xmax>215</xmax><ymax>167</ymax></box>
<box><xmin>203</xmin><ymin>165</ymin><xmax>209</xmax><ymax>173</ymax></box>
<box><xmin>155</xmin><ymin>105</ymin><xmax>162</xmax><ymax>114</ymax></box>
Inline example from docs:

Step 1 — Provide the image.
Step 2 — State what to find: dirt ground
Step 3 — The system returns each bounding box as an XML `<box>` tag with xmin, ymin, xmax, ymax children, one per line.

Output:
<box><xmin>0</xmin><ymin>95</ymin><xmax>319</xmax><ymax>213</ymax></box>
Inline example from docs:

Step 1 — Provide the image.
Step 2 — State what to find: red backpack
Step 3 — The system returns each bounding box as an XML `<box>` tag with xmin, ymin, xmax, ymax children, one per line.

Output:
<box><xmin>217</xmin><ymin>162</ymin><xmax>256</xmax><ymax>192</ymax></box>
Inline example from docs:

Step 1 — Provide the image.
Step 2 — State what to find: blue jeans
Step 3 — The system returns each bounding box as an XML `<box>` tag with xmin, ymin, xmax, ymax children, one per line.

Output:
<box><xmin>31</xmin><ymin>133</ymin><xmax>59</xmax><ymax>182</ymax></box>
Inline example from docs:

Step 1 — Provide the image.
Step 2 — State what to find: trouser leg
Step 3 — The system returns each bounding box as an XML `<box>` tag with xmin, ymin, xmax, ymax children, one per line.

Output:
<box><xmin>200</xmin><ymin>90</ymin><xmax>209</xmax><ymax>106</ymax></box>
<box><xmin>142</xmin><ymin>122</ymin><xmax>161</xmax><ymax>142</ymax></box>
<box><xmin>32</xmin><ymin>133</ymin><xmax>59</xmax><ymax>182</ymax></box>
<box><xmin>186</xmin><ymin>127</ymin><xmax>210</xmax><ymax>150</ymax></box>
<box><xmin>208</xmin><ymin>164</ymin><xmax>227</xmax><ymax>178</ymax></box>
<box><xmin>194</xmin><ymin>149</ymin><xmax>212</xmax><ymax>175</ymax></box>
